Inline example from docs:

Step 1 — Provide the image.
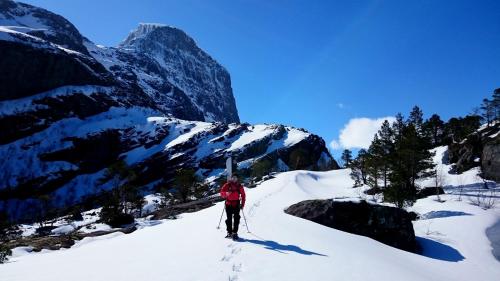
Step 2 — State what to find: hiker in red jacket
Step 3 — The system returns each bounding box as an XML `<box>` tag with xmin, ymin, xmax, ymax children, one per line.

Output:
<box><xmin>220</xmin><ymin>175</ymin><xmax>246</xmax><ymax>239</ymax></box>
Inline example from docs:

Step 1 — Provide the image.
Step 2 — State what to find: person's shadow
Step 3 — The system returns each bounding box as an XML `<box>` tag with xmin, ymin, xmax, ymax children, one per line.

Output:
<box><xmin>239</xmin><ymin>235</ymin><xmax>327</xmax><ymax>256</ymax></box>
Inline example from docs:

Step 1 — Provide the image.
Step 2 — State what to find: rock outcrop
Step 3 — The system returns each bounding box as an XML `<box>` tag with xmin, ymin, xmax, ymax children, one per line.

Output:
<box><xmin>448</xmin><ymin>122</ymin><xmax>500</xmax><ymax>181</ymax></box>
<box><xmin>284</xmin><ymin>199</ymin><xmax>418</xmax><ymax>252</ymax></box>
<box><xmin>416</xmin><ymin>187</ymin><xmax>445</xmax><ymax>199</ymax></box>
<box><xmin>482</xmin><ymin>132</ymin><xmax>500</xmax><ymax>181</ymax></box>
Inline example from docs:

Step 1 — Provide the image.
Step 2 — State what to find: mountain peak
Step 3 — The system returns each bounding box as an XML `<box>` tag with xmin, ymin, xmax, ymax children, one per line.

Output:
<box><xmin>119</xmin><ymin>23</ymin><xmax>194</xmax><ymax>49</ymax></box>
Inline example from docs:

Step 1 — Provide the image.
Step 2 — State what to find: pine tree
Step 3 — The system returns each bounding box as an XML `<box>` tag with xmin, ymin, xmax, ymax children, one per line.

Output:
<box><xmin>0</xmin><ymin>211</ymin><xmax>10</xmax><ymax>241</ymax></box>
<box><xmin>392</xmin><ymin>113</ymin><xmax>405</xmax><ymax>144</ymax></box>
<box><xmin>99</xmin><ymin>161</ymin><xmax>141</xmax><ymax>226</ymax></box>
<box><xmin>481</xmin><ymin>98</ymin><xmax>495</xmax><ymax>126</ymax></box>
<box><xmin>444</xmin><ymin>115</ymin><xmax>481</xmax><ymax>143</ymax></box>
<box><xmin>377</xmin><ymin>120</ymin><xmax>395</xmax><ymax>188</ymax></box>
<box><xmin>0</xmin><ymin>244</ymin><xmax>11</xmax><ymax>264</ymax></box>
<box><xmin>491</xmin><ymin>88</ymin><xmax>500</xmax><ymax>120</ymax></box>
<box><xmin>350</xmin><ymin>149</ymin><xmax>369</xmax><ymax>187</ymax></box>
<box><xmin>340</xmin><ymin>149</ymin><xmax>353</xmax><ymax>168</ymax></box>
<box><xmin>366</xmin><ymin>135</ymin><xmax>383</xmax><ymax>188</ymax></box>
<box><xmin>174</xmin><ymin>169</ymin><xmax>199</xmax><ymax>203</ymax></box>
<box><xmin>408</xmin><ymin>106</ymin><xmax>424</xmax><ymax>134</ymax></box>
<box><xmin>423</xmin><ymin>114</ymin><xmax>445</xmax><ymax>146</ymax></box>
<box><xmin>384</xmin><ymin>122</ymin><xmax>435</xmax><ymax>208</ymax></box>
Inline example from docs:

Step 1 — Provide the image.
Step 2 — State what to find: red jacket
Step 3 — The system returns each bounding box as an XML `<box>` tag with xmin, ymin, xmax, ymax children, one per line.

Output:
<box><xmin>220</xmin><ymin>181</ymin><xmax>246</xmax><ymax>207</ymax></box>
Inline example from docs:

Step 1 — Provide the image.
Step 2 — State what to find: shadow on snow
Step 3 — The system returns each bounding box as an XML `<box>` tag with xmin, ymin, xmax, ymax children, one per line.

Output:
<box><xmin>240</xmin><ymin>236</ymin><xmax>327</xmax><ymax>257</ymax></box>
<box><xmin>420</xmin><ymin>210</ymin><xmax>472</xmax><ymax>220</ymax></box>
<box><xmin>416</xmin><ymin>237</ymin><xmax>465</xmax><ymax>262</ymax></box>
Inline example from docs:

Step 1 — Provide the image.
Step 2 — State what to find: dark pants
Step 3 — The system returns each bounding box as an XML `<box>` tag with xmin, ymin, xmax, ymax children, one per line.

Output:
<box><xmin>225</xmin><ymin>203</ymin><xmax>241</xmax><ymax>234</ymax></box>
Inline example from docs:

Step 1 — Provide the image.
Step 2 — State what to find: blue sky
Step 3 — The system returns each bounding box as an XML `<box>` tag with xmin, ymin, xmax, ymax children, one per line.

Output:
<box><xmin>23</xmin><ymin>0</ymin><xmax>500</xmax><ymax>159</ymax></box>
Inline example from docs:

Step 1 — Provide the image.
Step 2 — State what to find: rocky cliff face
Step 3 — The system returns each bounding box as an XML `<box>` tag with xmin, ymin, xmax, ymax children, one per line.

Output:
<box><xmin>117</xmin><ymin>23</ymin><xmax>238</xmax><ymax>123</ymax></box>
<box><xmin>448</xmin><ymin>122</ymin><xmax>500</xmax><ymax>181</ymax></box>
<box><xmin>0</xmin><ymin>1</ymin><xmax>238</xmax><ymax>123</ymax></box>
<box><xmin>482</xmin><ymin>129</ymin><xmax>500</xmax><ymax>181</ymax></box>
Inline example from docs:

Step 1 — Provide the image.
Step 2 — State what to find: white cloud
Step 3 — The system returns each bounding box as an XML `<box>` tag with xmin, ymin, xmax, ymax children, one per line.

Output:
<box><xmin>330</xmin><ymin>116</ymin><xmax>396</xmax><ymax>150</ymax></box>
<box><xmin>329</xmin><ymin>139</ymin><xmax>341</xmax><ymax>150</ymax></box>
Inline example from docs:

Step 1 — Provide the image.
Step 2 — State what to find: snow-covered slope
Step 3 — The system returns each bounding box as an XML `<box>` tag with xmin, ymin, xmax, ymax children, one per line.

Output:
<box><xmin>2</xmin><ymin>167</ymin><xmax>499</xmax><ymax>281</ymax></box>
<box><xmin>0</xmin><ymin>105</ymin><xmax>336</xmax><ymax>220</ymax></box>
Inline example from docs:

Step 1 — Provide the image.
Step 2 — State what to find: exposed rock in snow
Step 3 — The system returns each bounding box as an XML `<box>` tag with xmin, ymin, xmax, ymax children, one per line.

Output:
<box><xmin>285</xmin><ymin>199</ymin><xmax>418</xmax><ymax>252</ymax></box>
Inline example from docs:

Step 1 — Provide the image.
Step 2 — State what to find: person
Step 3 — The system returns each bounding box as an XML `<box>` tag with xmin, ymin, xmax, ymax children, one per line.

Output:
<box><xmin>220</xmin><ymin>175</ymin><xmax>246</xmax><ymax>239</ymax></box>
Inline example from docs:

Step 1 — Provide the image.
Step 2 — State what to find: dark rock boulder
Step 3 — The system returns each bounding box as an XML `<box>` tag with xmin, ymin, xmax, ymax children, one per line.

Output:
<box><xmin>417</xmin><ymin>186</ymin><xmax>445</xmax><ymax>199</ymax></box>
<box><xmin>364</xmin><ymin>187</ymin><xmax>382</xmax><ymax>195</ymax></box>
<box><xmin>482</xmin><ymin>133</ymin><xmax>500</xmax><ymax>182</ymax></box>
<box><xmin>284</xmin><ymin>199</ymin><xmax>418</xmax><ymax>252</ymax></box>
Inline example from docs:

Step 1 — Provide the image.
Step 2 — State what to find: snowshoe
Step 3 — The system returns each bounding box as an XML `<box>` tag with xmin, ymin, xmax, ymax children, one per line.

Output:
<box><xmin>232</xmin><ymin>233</ymin><xmax>239</xmax><ymax>240</ymax></box>
<box><xmin>225</xmin><ymin>233</ymin><xmax>232</xmax><ymax>238</ymax></box>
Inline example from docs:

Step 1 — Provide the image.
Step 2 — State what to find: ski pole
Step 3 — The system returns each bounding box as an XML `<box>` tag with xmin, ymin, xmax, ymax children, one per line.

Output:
<box><xmin>241</xmin><ymin>208</ymin><xmax>250</xmax><ymax>233</ymax></box>
<box><xmin>217</xmin><ymin>204</ymin><xmax>225</xmax><ymax>229</ymax></box>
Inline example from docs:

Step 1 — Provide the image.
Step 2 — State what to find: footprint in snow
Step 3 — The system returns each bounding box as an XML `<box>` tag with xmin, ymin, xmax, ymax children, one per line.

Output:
<box><xmin>220</xmin><ymin>255</ymin><xmax>232</xmax><ymax>262</ymax></box>
<box><xmin>232</xmin><ymin>263</ymin><xmax>242</xmax><ymax>272</ymax></box>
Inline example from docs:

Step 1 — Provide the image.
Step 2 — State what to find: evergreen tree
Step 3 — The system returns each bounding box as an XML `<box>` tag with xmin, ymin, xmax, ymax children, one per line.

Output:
<box><xmin>444</xmin><ymin>115</ymin><xmax>481</xmax><ymax>143</ymax></box>
<box><xmin>174</xmin><ymin>169</ymin><xmax>199</xmax><ymax>203</ymax></box>
<box><xmin>366</xmin><ymin>135</ymin><xmax>383</xmax><ymax>188</ymax></box>
<box><xmin>408</xmin><ymin>106</ymin><xmax>424</xmax><ymax>134</ymax></box>
<box><xmin>0</xmin><ymin>211</ymin><xmax>10</xmax><ymax>241</ymax></box>
<box><xmin>481</xmin><ymin>98</ymin><xmax>495</xmax><ymax>126</ymax></box>
<box><xmin>340</xmin><ymin>149</ymin><xmax>353</xmax><ymax>168</ymax></box>
<box><xmin>384</xmin><ymin>122</ymin><xmax>435</xmax><ymax>208</ymax></box>
<box><xmin>99</xmin><ymin>161</ymin><xmax>142</xmax><ymax>226</ymax></box>
<box><xmin>378</xmin><ymin>120</ymin><xmax>394</xmax><ymax>188</ymax></box>
<box><xmin>350</xmin><ymin>149</ymin><xmax>369</xmax><ymax>187</ymax></box>
<box><xmin>423</xmin><ymin>114</ymin><xmax>445</xmax><ymax>147</ymax></box>
<box><xmin>493</xmin><ymin>88</ymin><xmax>500</xmax><ymax>120</ymax></box>
<box><xmin>392</xmin><ymin>113</ymin><xmax>405</xmax><ymax>144</ymax></box>
<box><xmin>0</xmin><ymin>244</ymin><xmax>11</xmax><ymax>264</ymax></box>
<box><xmin>349</xmin><ymin>161</ymin><xmax>364</xmax><ymax>187</ymax></box>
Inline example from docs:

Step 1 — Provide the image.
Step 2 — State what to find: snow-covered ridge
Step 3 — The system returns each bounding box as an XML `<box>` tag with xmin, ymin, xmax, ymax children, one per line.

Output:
<box><xmin>0</xmin><ymin>105</ymin><xmax>335</xmax><ymax>220</ymax></box>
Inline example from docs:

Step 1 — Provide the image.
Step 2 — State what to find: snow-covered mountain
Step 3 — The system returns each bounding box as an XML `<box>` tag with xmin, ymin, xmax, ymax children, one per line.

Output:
<box><xmin>1</xmin><ymin>156</ymin><xmax>499</xmax><ymax>281</ymax></box>
<box><xmin>0</xmin><ymin>0</ymin><xmax>337</xmax><ymax>221</ymax></box>
<box><xmin>0</xmin><ymin>0</ymin><xmax>238</xmax><ymax>123</ymax></box>
<box><xmin>0</xmin><ymin>104</ymin><xmax>336</xmax><ymax>221</ymax></box>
